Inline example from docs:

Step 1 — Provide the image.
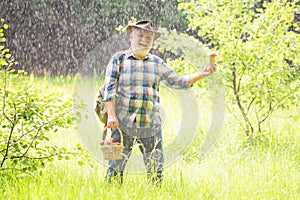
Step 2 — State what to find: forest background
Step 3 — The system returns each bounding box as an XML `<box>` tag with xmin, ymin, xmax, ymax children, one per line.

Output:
<box><xmin>0</xmin><ymin>0</ymin><xmax>299</xmax><ymax>199</ymax></box>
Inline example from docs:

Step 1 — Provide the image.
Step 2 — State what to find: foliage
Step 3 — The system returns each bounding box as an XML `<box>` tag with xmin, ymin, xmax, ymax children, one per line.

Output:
<box><xmin>177</xmin><ymin>0</ymin><xmax>300</xmax><ymax>135</ymax></box>
<box><xmin>154</xmin><ymin>28</ymin><xmax>209</xmax><ymax>86</ymax></box>
<box><xmin>0</xmin><ymin>19</ymin><xmax>75</xmax><ymax>174</ymax></box>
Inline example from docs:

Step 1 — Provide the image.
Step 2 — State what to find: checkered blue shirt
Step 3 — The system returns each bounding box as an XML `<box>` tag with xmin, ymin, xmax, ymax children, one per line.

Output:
<box><xmin>104</xmin><ymin>50</ymin><xmax>191</xmax><ymax>129</ymax></box>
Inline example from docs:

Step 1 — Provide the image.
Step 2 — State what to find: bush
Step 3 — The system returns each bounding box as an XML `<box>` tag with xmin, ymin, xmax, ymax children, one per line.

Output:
<box><xmin>0</xmin><ymin>19</ymin><xmax>75</xmax><ymax>174</ymax></box>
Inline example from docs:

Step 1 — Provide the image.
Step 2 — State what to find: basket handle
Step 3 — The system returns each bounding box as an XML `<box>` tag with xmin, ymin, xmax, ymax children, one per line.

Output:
<box><xmin>102</xmin><ymin>126</ymin><xmax>123</xmax><ymax>145</ymax></box>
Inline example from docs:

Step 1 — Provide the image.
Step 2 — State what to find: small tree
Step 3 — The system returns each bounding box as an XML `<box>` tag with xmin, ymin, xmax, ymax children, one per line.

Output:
<box><xmin>0</xmin><ymin>19</ymin><xmax>75</xmax><ymax>174</ymax></box>
<box><xmin>178</xmin><ymin>0</ymin><xmax>300</xmax><ymax>135</ymax></box>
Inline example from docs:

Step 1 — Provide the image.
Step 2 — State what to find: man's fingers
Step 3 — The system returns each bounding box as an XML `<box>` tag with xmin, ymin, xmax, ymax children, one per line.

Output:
<box><xmin>113</xmin><ymin>122</ymin><xmax>118</xmax><ymax>128</ymax></box>
<box><xmin>212</xmin><ymin>63</ymin><xmax>217</xmax><ymax>71</ymax></box>
<box><xmin>203</xmin><ymin>64</ymin><xmax>217</xmax><ymax>76</ymax></box>
<box><xmin>106</xmin><ymin>122</ymin><xmax>111</xmax><ymax>128</ymax></box>
<box><xmin>107</xmin><ymin>121</ymin><xmax>119</xmax><ymax>128</ymax></box>
<box><xmin>205</xmin><ymin>63</ymin><xmax>217</xmax><ymax>71</ymax></box>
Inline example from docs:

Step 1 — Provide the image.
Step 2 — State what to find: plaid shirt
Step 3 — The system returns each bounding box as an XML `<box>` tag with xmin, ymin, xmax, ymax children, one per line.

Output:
<box><xmin>103</xmin><ymin>50</ymin><xmax>191</xmax><ymax>129</ymax></box>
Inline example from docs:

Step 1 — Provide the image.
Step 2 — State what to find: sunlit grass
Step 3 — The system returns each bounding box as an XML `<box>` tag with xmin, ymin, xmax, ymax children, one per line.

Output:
<box><xmin>0</xmin><ymin>77</ymin><xmax>299</xmax><ymax>200</ymax></box>
<box><xmin>1</xmin><ymin>130</ymin><xmax>299</xmax><ymax>200</ymax></box>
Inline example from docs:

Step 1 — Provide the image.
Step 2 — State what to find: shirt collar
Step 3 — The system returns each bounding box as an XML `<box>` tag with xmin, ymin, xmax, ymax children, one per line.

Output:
<box><xmin>125</xmin><ymin>49</ymin><xmax>151</xmax><ymax>60</ymax></box>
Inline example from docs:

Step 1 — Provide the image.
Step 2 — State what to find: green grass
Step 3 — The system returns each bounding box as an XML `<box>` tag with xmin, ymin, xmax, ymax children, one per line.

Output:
<box><xmin>0</xmin><ymin>77</ymin><xmax>299</xmax><ymax>200</ymax></box>
<box><xmin>1</xmin><ymin>133</ymin><xmax>299</xmax><ymax>200</ymax></box>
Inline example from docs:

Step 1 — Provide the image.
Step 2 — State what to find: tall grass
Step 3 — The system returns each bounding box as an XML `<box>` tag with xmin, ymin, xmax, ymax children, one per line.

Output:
<box><xmin>0</xmin><ymin>77</ymin><xmax>299</xmax><ymax>200</ymax></box>
<box><xmin>1</xmin><ymin>131</ymin><xmax>298</xmax><ymax>200</ymax></box>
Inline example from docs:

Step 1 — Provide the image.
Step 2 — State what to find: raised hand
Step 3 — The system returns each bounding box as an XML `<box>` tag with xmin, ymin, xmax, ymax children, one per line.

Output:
<box><xmin>202</xmin><ymin>52</ymin><xmax>218</xmax><ymax>76</ymax></box>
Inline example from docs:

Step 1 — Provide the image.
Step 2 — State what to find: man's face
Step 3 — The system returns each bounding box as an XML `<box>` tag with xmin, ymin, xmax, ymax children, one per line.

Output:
<box><xmin>130</xmin><ymin>28</ymin><xmax>155</xmax><ymax>58</ymax></box>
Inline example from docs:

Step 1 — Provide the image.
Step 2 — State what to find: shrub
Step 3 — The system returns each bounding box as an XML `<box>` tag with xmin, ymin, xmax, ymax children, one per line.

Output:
<box><xmin>0</xmin><ymin>19</ymin><xmax>74</xmax><ymax>174</ymax></box>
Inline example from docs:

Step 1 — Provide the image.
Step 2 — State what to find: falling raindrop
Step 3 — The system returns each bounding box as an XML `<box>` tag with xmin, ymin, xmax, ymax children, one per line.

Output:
<box><xmin>0</xmin><ymin>0</ymin><xmax>190</xmax><ymax>76</ymax></box>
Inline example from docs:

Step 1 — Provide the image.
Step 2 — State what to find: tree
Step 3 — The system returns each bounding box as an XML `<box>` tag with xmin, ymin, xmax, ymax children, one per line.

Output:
<box><xmin>177</xmin><ymin>0</ymin><xmax>300</xmax><ymax>135</ymax></box>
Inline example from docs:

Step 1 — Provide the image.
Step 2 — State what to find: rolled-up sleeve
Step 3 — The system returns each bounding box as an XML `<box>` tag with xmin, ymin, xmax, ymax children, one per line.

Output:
<box><xmin>103</xmin><ymin>55</ymin><xmax>121</xmax><ymax>101</ymax></box>
<box><xmin>159</xmin><ymin>62</ymin><xmax>191</xmax><ymax>89</ymax></box>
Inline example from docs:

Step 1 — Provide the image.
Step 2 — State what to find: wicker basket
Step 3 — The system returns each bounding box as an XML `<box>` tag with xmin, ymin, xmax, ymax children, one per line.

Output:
<box><xmin>100</xmin><ymin>127</ymin><xmax>124</xmax><ymax>160</ymax></box>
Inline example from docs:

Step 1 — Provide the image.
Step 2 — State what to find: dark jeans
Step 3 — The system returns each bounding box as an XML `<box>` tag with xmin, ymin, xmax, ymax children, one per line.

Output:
<box><xmin>104</xmin><ymin>128</ymin><xmax>164</xmax><ymax>185</ymax></box>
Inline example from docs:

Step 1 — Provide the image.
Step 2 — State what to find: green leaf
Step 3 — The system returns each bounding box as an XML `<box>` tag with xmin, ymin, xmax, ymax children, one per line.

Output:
<box><xmin>60</xmin><ymin>147</ymin><xmax>67</xmax><ymax>152</ymax></box>
<box><xmin>0</xmin><ymin>58</ymin><xmax>7</xmax><ymax>66</ymax></box>
<box><xmin>40</xmin><ymin>162</ymin><xmax>45</xmax><ymax>168</ymax></box>
<box><xmin>78</xmin><ymin>161</ymin><xmax>85</xmax><ymax>166</ymax></box>
<box><xmin>5</xmin><ymin>54</ymin><xmax>11</xmax><ymax>58</ymax></box>
<box><xmin>67</xmin><ymin>118</ymin><xmax>73</xmax><ymax>125</ymax></box>
<box><xmin>58</xmin><ymin>155</ymin><xmax>63</xmax><ymax>160</ymax></box>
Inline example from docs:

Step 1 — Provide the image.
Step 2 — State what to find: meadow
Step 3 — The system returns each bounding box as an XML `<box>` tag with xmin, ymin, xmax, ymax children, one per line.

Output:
<box><xmin>0</xmin><ymin>77</ymin><xmax>299</xmax><ymax>200</ymax></box>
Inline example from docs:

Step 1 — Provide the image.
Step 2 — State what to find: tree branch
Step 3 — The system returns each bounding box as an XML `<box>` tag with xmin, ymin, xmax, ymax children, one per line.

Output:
<box><xmin>259</xmin><ymin>102</ymin><xmax>273</xmax><ymax>125</ymax></box>
<box><xmin>0</xmin><ymin>109</ymin><xmax>72</xmax><ymax>154</ymax></box>
<box><xmin>232</xmin><ymin>66</ymin><xmax>253</xmax><ymax>136</ymax></box>
<box><xmin>237</xmin><ymin>59</ymin><xmax>247</xmax><ymax>93</ymax></box>
<box><xmin>18</xmin><ymin>126</ymin><xmax>43</xmax><ymax>159</ymax></box>
<box><xmin>246</xmin><ymin>97</ymin><xmax>256</xmax><ymax>115</ymax></box>
<box><xmin>10</xmin><ymin>151</ymin><xmax>76</xmax><ymax>160</ymax></box>
<box><xmin>0</xmin><ymin>167</ymin><xmax>35</xmax><ymax>177</ymax></box>
<box><xmin>0</xmin><ymin>123</ymin><xmax>15</xmax><ymax>168</ymax></box>
<box><xmin>0</xmin><ymin>62</ymin><xmax>18</xmax><ymax>168</ymax></box>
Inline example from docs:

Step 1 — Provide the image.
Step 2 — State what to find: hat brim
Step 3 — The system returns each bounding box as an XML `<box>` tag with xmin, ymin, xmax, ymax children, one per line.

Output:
<box><xmin>126</xmin><ymin>25</ymin><xmax>161</xmax><ymax>40</ymax></box>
